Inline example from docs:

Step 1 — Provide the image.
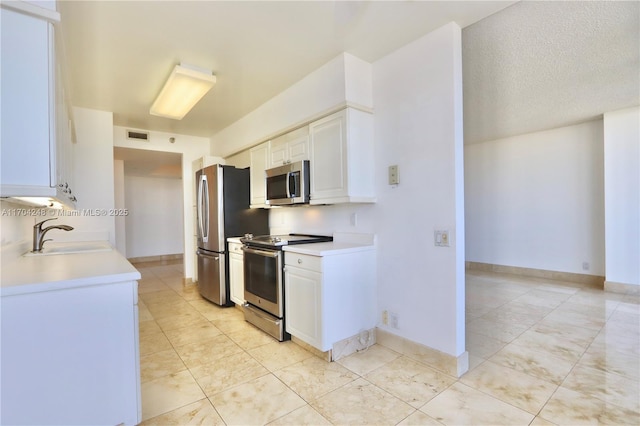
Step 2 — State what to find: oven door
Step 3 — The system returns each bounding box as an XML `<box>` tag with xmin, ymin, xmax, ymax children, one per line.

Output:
<box><xmin>242</xmin><ymin>246</ymin><xmax>283</xmax><ymax>318</ymax></box>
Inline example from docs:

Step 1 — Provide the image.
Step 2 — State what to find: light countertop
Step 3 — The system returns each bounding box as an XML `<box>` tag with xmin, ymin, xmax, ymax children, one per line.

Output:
<box><xmin>283</xmin><ymin>240</ymin><xmax>375</xmax><ymax>256</ymax></box>
<box><xmin>1</xmin><ymin>241</ymin><xmax>141</xmax><ymax>297</ymax></box>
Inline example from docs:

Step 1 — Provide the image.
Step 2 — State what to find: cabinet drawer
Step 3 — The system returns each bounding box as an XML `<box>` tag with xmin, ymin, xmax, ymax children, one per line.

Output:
<box><xmin>285</xmin><ymin>252</ymin><xmax>321</xmax><ymax>271</ymax></box>
<box><xmin>228</xmin><ymin>242</ymin><xmax>243</xmax><ymax>254</ymax></box>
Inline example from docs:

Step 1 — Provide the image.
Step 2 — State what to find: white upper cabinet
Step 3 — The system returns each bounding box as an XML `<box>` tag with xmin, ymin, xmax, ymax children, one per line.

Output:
<box><xmin>247</xmin><ymin>107</ymin><xmax>374</xmax><ymax>207</ymax></box>
<box><xmin>268</xmin><ymin>126</ymin><xmax>309</xmax><ymax>168</ymax></box>
<box><xmin>0</xmin><ymin>5</ymin><xmax>76</xmax><ymax>208</ymax></box>
<box><xmin>309</xmin><ymin>108</ymin><xmax>375</xmax><ymax>205</ymax></box>
<box><xmin>249</xmin><ymin>141</ymin><xmax>270</xmax><ymax>207</ymax></box>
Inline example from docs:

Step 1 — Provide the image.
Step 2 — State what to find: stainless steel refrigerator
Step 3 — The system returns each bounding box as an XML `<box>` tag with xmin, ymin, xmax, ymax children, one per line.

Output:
<box><xmin>196</xmin><ymin>164</ymin><xmax>269</xmax><ymax>305</ymax></box>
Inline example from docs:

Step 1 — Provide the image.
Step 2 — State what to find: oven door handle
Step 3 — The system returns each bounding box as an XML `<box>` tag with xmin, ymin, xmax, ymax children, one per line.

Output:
<box><xmin>241</xmin><ymin>246</ymin><xmax>280</xmax><ymax>258</ymax></box>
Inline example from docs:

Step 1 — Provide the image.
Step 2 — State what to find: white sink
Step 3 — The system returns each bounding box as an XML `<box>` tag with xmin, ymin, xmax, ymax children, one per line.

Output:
<box><xmin>24</xmin><ymin>241</ymin><xmax>113</xmax><ymax>256</ymax></box>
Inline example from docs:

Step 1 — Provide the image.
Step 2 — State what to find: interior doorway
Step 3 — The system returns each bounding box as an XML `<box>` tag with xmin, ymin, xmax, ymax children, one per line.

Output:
<box><xmin>113</xmin><ymin>147</ymin><xmax>184</xmax><ymax>264</ymax></box>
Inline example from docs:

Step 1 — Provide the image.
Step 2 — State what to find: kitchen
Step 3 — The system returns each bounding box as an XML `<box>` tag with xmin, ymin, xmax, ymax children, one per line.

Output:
<box><xmin>1</xmin><ymin>0</ymin><xmax>639</xmax><ymax>425</ymax></box>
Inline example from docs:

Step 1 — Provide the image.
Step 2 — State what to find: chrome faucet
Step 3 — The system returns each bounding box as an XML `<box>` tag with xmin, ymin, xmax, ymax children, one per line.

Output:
<box><xmin>32</xmin><ymin>218</ymin><xmax>74</xmax><ymax>252</ymax></box>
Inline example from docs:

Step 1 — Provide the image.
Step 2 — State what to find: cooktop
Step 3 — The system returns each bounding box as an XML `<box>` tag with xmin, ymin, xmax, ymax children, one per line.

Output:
<box><xmin>240</xmin><ymin>233</ymin><xmax>333</xmax><ymax>247</ymax></box>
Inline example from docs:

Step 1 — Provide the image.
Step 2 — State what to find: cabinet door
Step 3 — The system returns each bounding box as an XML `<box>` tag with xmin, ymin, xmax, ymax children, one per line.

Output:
<box><xmin>309</xmin><ymin>110</ymin><xmax>348</xmax><ymax>202</ymax></box>
<box><xmin>229</xmin><ymin>252</ymin><xmax>244</xmax><ymax>305</ymax></box>
<box><xmin>287</xmin><ymin>132</ymin><xmax>309</xmax><ymax>163</ymax></box>
<box><xmin>269</xmin><ymin>127</ymin><xmax>309</xmax><ymax>168</ymax></box>
<box><xmin>54</xmin><ymin>62</ymin><xmax>76</xmax><ymax>205</ymax></box>
<box><xmin>0</xmin><ymin>8</ymin><xmax>53</xmax><ymax>189</ymax></box>
<box><xmin>1</xmin><ymin>281</ymin><xmax>141</xmax><ymax>425</ymax></box>
<box><xmin>269</xmin><ymin>138</ymin><xmax>288</xmax><ymax>168</ymax></box>
<box><xmin>284</xmin><ymin>265</ymin><xmax>323</xmax><ymax>349</ymax></box>
<box><xmin>249</xmin><ymin>142</ymin><xmax>269</xmax><ymax>207</ymax></box>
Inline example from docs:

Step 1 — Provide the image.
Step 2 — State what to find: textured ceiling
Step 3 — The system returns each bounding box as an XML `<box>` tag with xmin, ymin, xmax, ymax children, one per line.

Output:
<box><xmin>463</xmin><ymin>1</ymin><xmax>640</xmax><ymax>144</ymax></box>
<box><xmin>57</xmin><ymin>0</ymin><xmax>514</xmax><ymax>140</ymax></box>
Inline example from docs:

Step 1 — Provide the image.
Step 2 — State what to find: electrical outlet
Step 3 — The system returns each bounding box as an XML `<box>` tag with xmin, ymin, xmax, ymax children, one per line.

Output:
<box><xmin>390</xmin><ymin>312</ymin><xmax>399</xmax><ymax>329</ymax></box>
<box><xmin>382</xmin><ymin>310</ymin><xmax>388</xmax><ymax>325</ymax></box>
<box><xmin>582</xmin><ymin>261</ymin><xmax>590</xmax><ymax>271</ymax></box>
<box><xmin>358</xmin><ymin>330</ymin><xmax>368</xmax><ymax>345</ymax></box>
<box><xmin>388</xmin><ymin>165</ymin><xmax>399</xmax><ymax>185</ymax></box>
<box><xmin>350</xmin><ymin>212</ymin><xmax>357</xmax><ymax>227</ymax></box>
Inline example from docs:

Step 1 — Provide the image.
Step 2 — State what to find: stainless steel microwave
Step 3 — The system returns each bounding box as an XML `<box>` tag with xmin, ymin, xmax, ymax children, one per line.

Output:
<box><xmin>265</xmin><ymin>160</ymin><xmax>310</xmax><ymax>205</ymax></box>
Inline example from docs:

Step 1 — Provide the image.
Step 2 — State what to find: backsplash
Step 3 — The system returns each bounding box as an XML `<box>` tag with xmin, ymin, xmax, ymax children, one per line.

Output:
<box><xmin>268</xmin><ymin>203</ymin><xmax>376</xmax><ymax>236</ymax></box>
<box><xmin>0</xmin><ymin>200</ymin><xmax>37</xmax><ymax>247</ymax></box>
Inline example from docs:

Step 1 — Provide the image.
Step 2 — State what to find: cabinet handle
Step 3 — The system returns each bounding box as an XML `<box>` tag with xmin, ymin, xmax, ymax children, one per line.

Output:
<box><xmin>297</xmin><ymin>259</ymin><xmax>302</xmax><ymax>264</ymax></box>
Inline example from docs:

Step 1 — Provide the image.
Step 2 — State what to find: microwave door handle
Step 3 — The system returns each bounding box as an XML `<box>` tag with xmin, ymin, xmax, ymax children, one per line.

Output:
<box><xmin>287</xmin><ymin>171</ymin><xmax>298</xmax><ymax>198</ymax></box>
<box><xmin>285</xmin><ymin>172</ymin><xmax>291</xmax><ymax>198</ymax></box>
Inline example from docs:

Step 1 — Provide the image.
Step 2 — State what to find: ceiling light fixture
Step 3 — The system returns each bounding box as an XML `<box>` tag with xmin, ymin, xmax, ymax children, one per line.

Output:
<box><xmin>150</xmin><ymin>63</ymin><xmax>216</xmax><ymax>120</ymax></box>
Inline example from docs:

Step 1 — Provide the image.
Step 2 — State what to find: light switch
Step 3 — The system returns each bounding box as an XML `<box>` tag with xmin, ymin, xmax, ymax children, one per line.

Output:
<box><xmin>434</xmin><ymin>230</ymin><xmax>450</xmax><ymax>247</ymax></box>
<box><xmin>388</xmin><ymin>165</ymin><xmax>399</xmax><ymax>185</ymax></box>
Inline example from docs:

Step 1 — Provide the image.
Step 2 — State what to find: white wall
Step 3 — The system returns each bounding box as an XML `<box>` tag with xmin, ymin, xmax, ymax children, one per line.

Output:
<box><xmin>113</xmin><ymin>160</ymin><xmax>126</xmax><ymax>256</ymax></box>
<box><xmin>54</xmin><ymin>107</ymin><xmax>116</xmax><ymax>244</ymax></box>
<box><xmin>604</xmin><ymin>106</ymin><xmax>640</xmax><ymax>286</ymax></box>
<box><xmin>113</xmin><ymin>127</ymin><xmax>210</xmax><ymax>278</ymax></box>
<box><xmin>372</xmin><ymin>23</ymin><xmax>465</xmax><ymax>356</ymax></box>
<box><xmin>123</xmin><ymin>175</ymin><xmax>183</xmax><ymax>258</ymax></box>
<box><xmin>465</xmin><ymin>120</ymin><xmax>606</xmax><ymax>276</ymax></box>
<box><xmin>211</xmin><ymin>53</ymin><xmax>373</xmax><ymax>158</ymax></box>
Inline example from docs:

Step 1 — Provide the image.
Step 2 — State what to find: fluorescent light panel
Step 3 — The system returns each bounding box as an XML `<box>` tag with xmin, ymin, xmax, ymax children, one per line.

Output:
<box><xmin>150</xmin><ymin>63</ymin><xmax>216</xmax><ymax>120</ymax></box>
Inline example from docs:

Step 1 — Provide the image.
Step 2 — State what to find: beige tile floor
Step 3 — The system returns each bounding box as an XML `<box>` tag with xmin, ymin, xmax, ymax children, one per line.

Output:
<box><xmin>135</xmin><ymin>260</ymin><xmax>640</xmax><ymax>425</ymax></box>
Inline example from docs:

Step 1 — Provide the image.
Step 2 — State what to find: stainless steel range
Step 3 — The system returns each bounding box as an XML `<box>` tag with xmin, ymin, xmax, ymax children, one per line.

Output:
<box><xmin>240</xmin><ymin>233</ymin><xmax>333</xmax><ymax>341</ymax></box>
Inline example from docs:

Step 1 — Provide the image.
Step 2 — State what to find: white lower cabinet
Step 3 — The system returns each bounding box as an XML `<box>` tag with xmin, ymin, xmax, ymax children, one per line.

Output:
<box><xmin>229</xmin><ymin>240</ymin><xmax>245</xmax><ymax>305</ymax></box>
<box><xmin>284</xmin><ymin>248</ymin><xmax>376</xmax><ymax>352</ymax></box>
<box><xmin>284</xmin><ymin>257</ymin><xmax>323</xmax><ymax>348</ymax></box>
<box><xmin>1</xmin><ymin>280</ymin><xmax>141</xmax><ymax>425</ymax></box>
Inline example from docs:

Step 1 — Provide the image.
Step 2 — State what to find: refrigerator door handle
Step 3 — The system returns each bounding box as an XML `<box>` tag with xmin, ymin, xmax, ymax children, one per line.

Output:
<box><xmin>197</xmin><ymin>249</ymin><xmax>219</xmax><ymax>260</ymax></box>
<box><xmin>197</xmin><ymin>175</ymin><xmax>205</xmax><ymax>241</ymax></box>
<box><xmin>200</xmin><ymin>174</ymin><xmax>209</xmax><ymax>243</ymax></box>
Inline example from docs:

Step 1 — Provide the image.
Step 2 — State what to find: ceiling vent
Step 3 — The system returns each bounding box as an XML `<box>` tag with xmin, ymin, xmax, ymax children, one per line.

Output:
<box><xmin>127</xmin><ymin>130</ymin><xmax>149</xmax><ymax>141</ymax></box>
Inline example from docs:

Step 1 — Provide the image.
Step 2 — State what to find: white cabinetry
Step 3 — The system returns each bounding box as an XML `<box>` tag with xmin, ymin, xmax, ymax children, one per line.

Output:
<box><xmin>0</xmin><ymin>5</ymin><xmax>76</xmax><ymax>208</ymax></box>
<box><xmin>269</xmin><ymin>126</ymin><xmax>309</xmax><ymax>168</ymax></box>
<box><xmin>1</xmin><ymin>279</ymin><xmax>141</xmax><ymax>425</ymax></box>
<box><xmin>228</xmin><ymin>240</ymin><xmax>245</xmax><ymax>305</ymax></box>
<box><xmin>284</xmin><ymin>248</ymin><xmax>376</xmax><ymax>352</ymax></box>
<box><xmin>249</xmin><ymin>141</ymin><xmax>270</xmax><ymax>207</ymax></box>
<box><xmin>309</xmin><ymin>108</ymin><xmax>375</xmax><ymax>204</ymax></box>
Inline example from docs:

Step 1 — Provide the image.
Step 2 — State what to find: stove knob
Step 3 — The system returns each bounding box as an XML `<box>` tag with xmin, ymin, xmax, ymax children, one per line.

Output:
<box><xmin>244</xmin><ymin>233</ymin><xmax>253</xmax><ymax>240</ymax></box>
<box><xmin>272</xmin><ymin>237</ymin><xmax>281</xmax><ymax>243</ymax></box>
